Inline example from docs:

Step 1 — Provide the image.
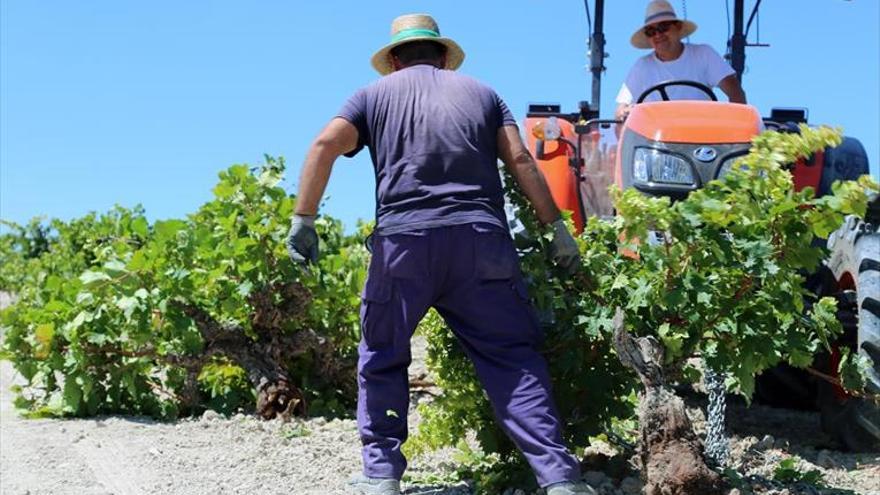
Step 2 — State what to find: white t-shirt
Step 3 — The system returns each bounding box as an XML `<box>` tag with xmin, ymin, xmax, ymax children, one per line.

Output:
<box><xmin>616</xmin><ymin>43</ymin><xmax>735</xmax><ymax>105</ymax></box>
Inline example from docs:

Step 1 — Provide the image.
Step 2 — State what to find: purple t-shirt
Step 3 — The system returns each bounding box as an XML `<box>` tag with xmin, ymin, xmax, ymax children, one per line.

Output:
<box><xmin>337</xmin><ymin>64</ymin><xmax>517</xmax><ymax>235</ymax></box>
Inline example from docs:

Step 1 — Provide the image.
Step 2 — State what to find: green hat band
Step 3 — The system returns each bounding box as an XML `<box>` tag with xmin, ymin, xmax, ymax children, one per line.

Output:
<box><xmin>390</xmin><ymin>28</ymin><xmax>440</xmax><ymax>44</ymax></box>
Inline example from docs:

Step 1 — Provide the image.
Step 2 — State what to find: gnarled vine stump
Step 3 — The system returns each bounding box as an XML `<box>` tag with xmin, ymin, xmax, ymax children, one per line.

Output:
<box><xmin>169</xmin><ymin>281</ymin><xmax>356</xmax><ymax>420</ymax></box>
<box><xmin>611</xmin><ymin>309</ymin><xmax>724</xmax><ymax>495</ymax></box>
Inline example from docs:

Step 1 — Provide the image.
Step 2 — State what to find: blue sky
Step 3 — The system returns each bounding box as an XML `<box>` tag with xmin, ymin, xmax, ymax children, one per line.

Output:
<box><xmin>2</xmin><ymin>1</ymin><xmax>878</xmax><ymax>232</ymax></box>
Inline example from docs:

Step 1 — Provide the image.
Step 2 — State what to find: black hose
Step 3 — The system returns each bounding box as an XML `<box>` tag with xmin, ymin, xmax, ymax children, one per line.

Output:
<box><xmin>745</xmin><ymin>0</ymin><xmax>763</xmax><ymax>39</ymax></box>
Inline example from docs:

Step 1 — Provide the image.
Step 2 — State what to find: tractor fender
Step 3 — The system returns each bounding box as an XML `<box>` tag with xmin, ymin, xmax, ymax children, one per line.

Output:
<box><xmin>819</xmin><ymin>137</ymin><xmax>870</xmax><ymax>197</ymax></box>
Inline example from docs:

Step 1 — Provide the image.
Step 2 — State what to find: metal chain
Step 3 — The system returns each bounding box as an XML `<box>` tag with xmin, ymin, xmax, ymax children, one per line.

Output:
<box><xmin>704</xmin><ymin>365</ymin><xmax>730</xmax><ymax>466</ymax></box>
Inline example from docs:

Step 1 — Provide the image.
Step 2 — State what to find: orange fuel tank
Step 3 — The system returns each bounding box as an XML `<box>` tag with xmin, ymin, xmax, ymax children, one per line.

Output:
<box><xmin>523</xmin><ymin>117</ymin><xmax>584</xmax><ymax>231</ymax></box>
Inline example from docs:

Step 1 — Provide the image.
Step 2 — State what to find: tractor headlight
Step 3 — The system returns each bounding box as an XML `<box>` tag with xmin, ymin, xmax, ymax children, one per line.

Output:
<box><xmin>633</xmin><ymin>148</ymin><xmax>696</xmax><ymax>185</ymax></box>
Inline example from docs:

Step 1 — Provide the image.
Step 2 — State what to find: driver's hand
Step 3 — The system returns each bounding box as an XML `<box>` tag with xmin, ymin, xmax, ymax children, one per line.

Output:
<box><xmin>615</xmin><ymin>103</ymin><xmax>633</xmax><ymax>121</ymax></box>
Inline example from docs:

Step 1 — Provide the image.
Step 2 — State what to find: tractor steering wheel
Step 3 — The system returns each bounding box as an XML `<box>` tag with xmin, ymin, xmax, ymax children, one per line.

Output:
<box><xmin>635</xmin><ymin>80</ymin><xmax>717</xmax><ymax>103</ymax></box>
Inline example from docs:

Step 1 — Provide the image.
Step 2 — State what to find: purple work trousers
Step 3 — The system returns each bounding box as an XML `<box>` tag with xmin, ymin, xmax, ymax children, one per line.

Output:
<box><xmin>357</xmin><ymin>223</ymin><xmax>580</xmax><ymax>487</ymax></box>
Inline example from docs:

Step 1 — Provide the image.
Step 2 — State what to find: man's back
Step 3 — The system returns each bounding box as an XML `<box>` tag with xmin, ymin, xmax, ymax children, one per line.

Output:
<box><xmin>338</xmin><ymin>65</ymin><xmax>515</xmax><ymax>234</ymax></box>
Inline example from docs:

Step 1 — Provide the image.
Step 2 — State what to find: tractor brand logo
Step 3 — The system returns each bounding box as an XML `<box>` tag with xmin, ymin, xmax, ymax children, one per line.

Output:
<box><xmin>693</xmin><ymin>147</ymin><xmax>718</xmax><ymax>162</ymax></box>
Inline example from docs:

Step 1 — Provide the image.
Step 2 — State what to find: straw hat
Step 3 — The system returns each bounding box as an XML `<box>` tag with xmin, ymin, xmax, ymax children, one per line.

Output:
<box><xmin>370</xmin><ymin>14</ymin><xmax>465</xmax><ymax>75</ymax></box>
<box><xmin>631</xmin><ymin>0</ymin><xmax>698</xmax><ymax>49</ymax></box>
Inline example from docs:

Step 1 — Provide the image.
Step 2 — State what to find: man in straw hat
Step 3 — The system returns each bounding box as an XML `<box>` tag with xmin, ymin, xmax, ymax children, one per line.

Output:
<box><xmin>287</xmin><ymin>12</ymin><xmax>595</xmax><ymax>495</ymax></box>
<box><xmin>615</xmin><ymin>0</ymin><xmax>746</xmax><ymax>120</ymax></box>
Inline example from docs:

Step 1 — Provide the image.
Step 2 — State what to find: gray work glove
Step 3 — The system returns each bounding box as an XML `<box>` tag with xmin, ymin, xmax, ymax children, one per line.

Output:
<box><xmin>549</xmin><ymin>218</ymin><xmax>581</xmax><ymax>274</ymax></box>
<box><xmin>286</xmin><ymin>214</ymin><xmax>318</xmax><ymax>265</ymax></box>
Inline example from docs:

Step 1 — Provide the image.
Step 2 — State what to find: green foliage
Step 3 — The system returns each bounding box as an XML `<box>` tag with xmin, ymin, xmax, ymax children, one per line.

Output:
<box><xmin>721</xmin><ymin>467</ymin><xmax>747</xmax><ymax>490</ymax></box>
<box><xmin>406</xmin><ymin>309</ymin><xmax>499</xmax><ymax>458</ymax></box>
<box><xmin>450</xmin><ymin>443</ymin><xmax>540</xmax><ymax>493</ymax></box>
<box><xmin>2</xmin><ymin>205</ymin><xmax>164</xmax><ymax>417</ymax></box>
<box><xmin>601</xmin><ymin>126</ymin><xmax>877</xmax><ymax>398</ymax></box>
<box><xmin>0</xmin><ymin>156</ymin><xmax>365</xmax><ymax>419</ymax></box>
<box><xmin>198</xmin><ymin>359</ymin><xmax>256</xmax><ymax>415</ymax></box>
<box><xmin>772</xmin><ymin>456</ymin><xmax>825</xmax><ymax>486</ymax></box>
<box><xmin>409</xmin><ymin>126</ymin><xmax>877</xmax><ymax>490</ymax></box>
<box><xmin>0</xmin><ymin>218</ymin><xmax>53</xmax><ymax>292</ymax></box>
<box><xmin>837</xmin><ymin>346</ymin><xmax>873</xmax><ymax>391</ymax></box>
<box><xmin>280</xmin><ymin>423</ymin><xmax>311</xmax><ymax>439</ymax></box>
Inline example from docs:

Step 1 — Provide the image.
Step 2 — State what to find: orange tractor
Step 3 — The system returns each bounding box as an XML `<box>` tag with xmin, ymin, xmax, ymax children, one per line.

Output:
<box><xmin>522</xmin><ymin>0</ymin><xmax>879</xmax><ymax>450</ymax></box>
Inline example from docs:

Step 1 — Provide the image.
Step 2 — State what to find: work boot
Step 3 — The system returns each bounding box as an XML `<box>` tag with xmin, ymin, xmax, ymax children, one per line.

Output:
<box><xmin>545</xmin><ymin>481</ymin><xmax>598</xmax><ymax>495</ymax></box>
<box><xmin>347</xmin><ymin>474</ymin><xmax>402</xmax><ymax>495</ymax></box>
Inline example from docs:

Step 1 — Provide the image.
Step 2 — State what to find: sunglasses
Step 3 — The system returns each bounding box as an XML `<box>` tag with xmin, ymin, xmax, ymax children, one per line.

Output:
<box><xmin>643</xmin><ymin>21</ymin><xmax>680</xmax><ymax>38</ymax></box>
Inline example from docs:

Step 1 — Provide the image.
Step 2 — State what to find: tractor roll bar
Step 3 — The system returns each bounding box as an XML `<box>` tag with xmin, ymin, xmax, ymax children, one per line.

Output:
<box><xmin>583</xmin><ymin>0</ymin><xmax>754</xmax><ymax>116</ymax></box>
<box><xmin>588</xmin><ymin>0</ymin><xmax>606</xmax><ymax>117</ymax></box>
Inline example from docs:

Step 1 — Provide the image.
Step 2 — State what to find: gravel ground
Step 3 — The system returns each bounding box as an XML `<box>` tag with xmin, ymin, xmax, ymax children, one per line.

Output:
<box><xmin>1</xmin><ymin>291</ymin><xmax>878</xmax><ymax>494</ymax></box>
<box><xmin>690</xmin><ymin>396</ymin><xmax>880</xmax><ymax>495</ymax></box>
<box><xmin>3</xmin><ymin>350</ymin><xmax>878</xmax><ymax>495</ymax></box>
<box><xmin>0</xmin><ymin>335</ymin><xmax>474</xmax><ymax>495</ymax></box>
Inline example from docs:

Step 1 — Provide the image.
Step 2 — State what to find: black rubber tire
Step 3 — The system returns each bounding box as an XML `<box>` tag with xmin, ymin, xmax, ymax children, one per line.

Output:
<box><xmin>754</xmin><ymin>363</ymin><xmax>817</xmax><ymax>411</ymax></box>
<box><xmin>817</xmin><ymin>380</ymin><xmax>880</xmax><ymax>452</ymax></box>
<box><xmin>817</xmin><ymin>223</ymin><xmax>880</xmax><ymax>452</ymax></box>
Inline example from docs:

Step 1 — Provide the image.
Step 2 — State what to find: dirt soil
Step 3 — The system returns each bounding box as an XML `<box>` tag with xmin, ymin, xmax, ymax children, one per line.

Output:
<box><xmin>1</xmin><ymin>297</ymin><xmax>878</xmax><ymax>494</ymax></box>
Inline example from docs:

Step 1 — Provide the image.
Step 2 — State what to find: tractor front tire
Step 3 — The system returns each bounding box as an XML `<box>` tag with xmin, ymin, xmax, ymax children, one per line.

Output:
<box><xmin>818</xmin><ymin>380</ymin><xmax>880</xmax><ymax>452</ymax></box>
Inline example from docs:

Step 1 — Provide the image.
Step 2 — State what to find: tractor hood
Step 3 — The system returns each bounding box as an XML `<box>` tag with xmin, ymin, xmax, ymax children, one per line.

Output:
<box><xmin>626</xmin><ymin>101</ymin><xmax>762</xmax><ymax>144</ymax></box>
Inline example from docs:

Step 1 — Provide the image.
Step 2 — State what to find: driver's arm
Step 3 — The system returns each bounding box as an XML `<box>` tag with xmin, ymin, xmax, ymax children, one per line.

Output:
<box><xmin>615</xmin><ymin>103</ymin><xmax>633</xmax><ymax>121</ymax></box>
<box><xmin>718</xmin><ymin>74</ymin><xmax>747</xmax><ymax>104</ymax></box>
<box><xmin>615</xmin><ymin>81</ymin><xmax>635</xmax><ymax>121</ymax></box>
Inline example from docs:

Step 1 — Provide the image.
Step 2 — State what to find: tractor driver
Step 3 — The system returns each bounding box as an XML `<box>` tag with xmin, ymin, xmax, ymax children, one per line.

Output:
<box><xmin>615</xmin><ymin>0</ymin><xmax>747</xmax><ymax>120</ymax></box>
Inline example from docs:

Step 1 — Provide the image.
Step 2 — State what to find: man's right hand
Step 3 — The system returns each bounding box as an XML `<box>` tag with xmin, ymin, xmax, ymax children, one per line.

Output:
<box><xmin>286</xmin><ymin>214</ymin><xmax>318</xmax><ymax>265</ymax></box>
<box><xmin>549</xmin><ymin>218</ymin><xmax>581</xmax><ymax>274</ymax></box>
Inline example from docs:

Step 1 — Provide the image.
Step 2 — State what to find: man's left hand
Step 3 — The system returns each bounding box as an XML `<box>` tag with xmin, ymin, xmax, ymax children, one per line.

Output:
<box><xmin>287</xmin><ymin>214</ymin><xmax>319</xmax><ymax>265</ymax></box>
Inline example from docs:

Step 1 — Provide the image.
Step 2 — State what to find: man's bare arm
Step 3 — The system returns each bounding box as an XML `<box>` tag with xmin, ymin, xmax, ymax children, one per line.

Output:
<box><xmin>294</xmin><ymin>118</ymin><xmax>360</xmax><ymax>216</ymax></box>
<box><xmin>615</xmin><ymin>102</ymin><xmax>633</xmax><ymax>121</ymax></box>
<box><xmin>718</xmin><ymin>74</ymin><xmax>747</xmax><ymax>104</ymax></box>
<box><xmin>497</xmin><ymin>125</ymin><xmax>561</xmax><ymax>225</ymax></box>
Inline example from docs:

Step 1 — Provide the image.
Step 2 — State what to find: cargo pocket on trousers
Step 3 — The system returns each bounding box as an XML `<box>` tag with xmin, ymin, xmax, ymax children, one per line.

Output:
<box><xmin>513</xmin><ymin>276</ymin><xmax>545</xmax><ymax>344</ymax></box>
<box><xmin>360</xmin><ymin>266</ymin><xmax>394</xmax><ymax>350</ymax></box>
